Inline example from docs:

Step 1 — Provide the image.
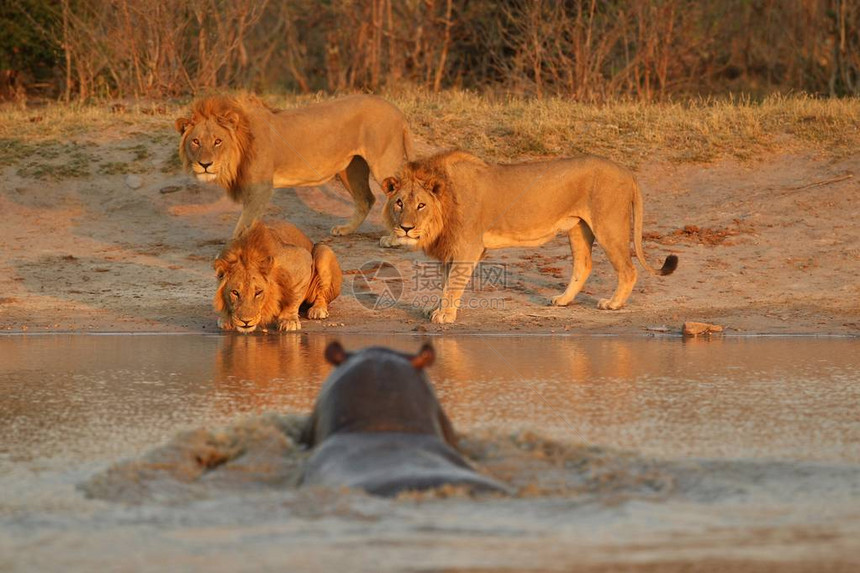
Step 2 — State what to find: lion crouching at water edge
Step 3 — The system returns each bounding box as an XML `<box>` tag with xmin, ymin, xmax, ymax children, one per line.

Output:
<box><xmin>175</xmin><ymin>93</ymin><xmax>413</xmax><ymax>239</ymax></box>
<box><xmin>214</xmin><ymin>221</ymin><xmax>342</xmax><ymax>333</ymax></box>
<box><xmin>381</xmin><ymin>151</ymin><xmax>678</xmax><ymax>324</ymax></box>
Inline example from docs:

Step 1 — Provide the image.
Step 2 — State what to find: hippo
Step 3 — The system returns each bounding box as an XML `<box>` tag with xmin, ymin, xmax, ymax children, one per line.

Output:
<box><xmin>298</xmin><ymin>342</ymin><xmax>511</xmax><ymax>497</ymax></box>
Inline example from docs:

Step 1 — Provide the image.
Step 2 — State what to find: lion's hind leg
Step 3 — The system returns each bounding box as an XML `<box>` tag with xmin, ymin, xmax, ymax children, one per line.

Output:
<box><xmin>307</xmin><ymin>243</ymin><xmax>343</xmax><ymax>319</ymax></box>
<box><xmin>551</xmin><ymin>222</ymin><xmax>594</xmax><ymax>307</ymax></box>
<box><xmin>332</xmin><ymin>156</ymin><xmax>374</xmax><ymax>236</ymax></box>
<box><xmin>594</xmin><ymin>224</ymin><xmax>637</xmax><ymax>311</ymax></box>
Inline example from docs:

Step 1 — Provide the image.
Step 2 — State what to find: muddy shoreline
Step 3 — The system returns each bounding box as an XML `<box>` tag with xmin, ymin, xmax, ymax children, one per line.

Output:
<box><xmin>1</xmin><ymin>120</ymin><xmax>858</xmax><ymax>335</ymax></box>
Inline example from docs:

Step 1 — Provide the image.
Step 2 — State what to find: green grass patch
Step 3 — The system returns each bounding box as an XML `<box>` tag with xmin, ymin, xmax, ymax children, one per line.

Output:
<box><xmin>161</xmin><ymin>149</ymin><xmax>183</xmax><ymax>174</ymax></box>
<box><xmin>18</xmin><ymin>147</ymin><xmax>96</xmax><ymax>179</ymax></box>
<box><xmin>0</xmin><ymin>138</ymin><xmax>39</xmax><ymax>166</ymax></box>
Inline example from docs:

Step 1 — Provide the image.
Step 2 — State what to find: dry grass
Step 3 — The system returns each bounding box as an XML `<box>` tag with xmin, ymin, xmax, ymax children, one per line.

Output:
<box><xmin>1</xmin><ymin>91</ymin><xmax>858</xmax><ymax>173</ymax></box>
<box><xmin>389</xmin><ymin>90</ymin><xmax>860</xmax><ymax>165</ymax></box>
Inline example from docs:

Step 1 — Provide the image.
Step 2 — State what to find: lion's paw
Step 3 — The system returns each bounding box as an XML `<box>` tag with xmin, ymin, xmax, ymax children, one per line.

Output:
<box><xmin>331</xmin><ymin>224</ymin><xmax>357</xmax><ymax>237</ymax></box>
<box><xmin>597</xmin><ymin>298</ymin><xmax>622</xmax><ymax>310</ymax></box>
<box><xmin>277</xmin><ymin>317</ymin><xmax>302</xmax><ymax>331</ymax></box>
<box><xmin>379</xmin><ymin>234</ymin><xmax>399</xmax><ymax>248</ymax></box>
<box><xmin>307</xmin><ymin>305</ymin><xmax>329</xmax><ymax>320</ymax></box>
<box><xmin>550</xmin><ymin>294</ymin><xmax>572</xmax><ymax>307</ymax></box>
<box><xmin>430</xmin><ymin>307</ymin><xmax>457</xmax><ymax>324</ymax></box>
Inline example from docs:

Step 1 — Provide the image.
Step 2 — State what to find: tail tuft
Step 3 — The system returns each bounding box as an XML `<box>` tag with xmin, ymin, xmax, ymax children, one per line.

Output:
<box><xmin>659</xmin><ymin>255</ymin><xmax>679</xmax><ymax>276</ymax></box>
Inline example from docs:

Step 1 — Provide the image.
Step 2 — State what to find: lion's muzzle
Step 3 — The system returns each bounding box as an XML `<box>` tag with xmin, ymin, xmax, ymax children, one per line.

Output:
<box><xmin>232</xmin><ymin>315</ymin><xmax>260</xmax><ymax>333</ymax></box>
<box><xmin>193</xmin><ymin>160</ymin><xmax>218</xmax><ymax>182</ymax></box>
<box><xmin>394</xmin><ymin>226</ymin><xmax>420</xmax><ymax>241</ymax></box>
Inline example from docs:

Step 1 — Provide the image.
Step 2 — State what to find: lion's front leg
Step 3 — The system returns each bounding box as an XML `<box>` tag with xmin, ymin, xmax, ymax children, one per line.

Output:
<box><xmin>431</xmin><ymin>257</ymin><xmax>479</xmax><ymax>324</ymax></box>
<box><xmin>276</xmin><ymin>297</ymin><xmax>303</xmax><ymax>331</ymax></box>
<box><xmin>277</xmin><ymin>307</ymin><xmax>302</xmax><ymax>331</ymax></box>
<box><xmin>307</xmin><ymin>302</ymin><xmax>329</xmax><ymax>320</ymax></box>
<box><xmin>306</xmin><ymin>243</ymin><xmax>341</xmax><ymax>320</ymax></box>
<box><xmin>232</xmin><ymin>184</ymin><xmax>274</xmax><ymax>239</ymax></box>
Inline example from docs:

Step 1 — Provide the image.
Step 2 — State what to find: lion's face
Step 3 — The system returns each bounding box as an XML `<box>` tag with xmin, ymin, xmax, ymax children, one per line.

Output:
<box><xmin>382</xmin><ymin>176</ymin><xmax>445</xmax><ymax>248</ymax></box>
<box><xmin>214</xmin><ymin>255</ymin><xmax>278</xmax><ymax>334</ymax></box>
<box><xmin>175</xmin><ymin>97</ymin><xmax>251</xmax><ymax>190</ymax></box>
<box><xmin>176</xmin><ymin>117</ymin><xmax>234</xmax><ymax>183</ymax></box>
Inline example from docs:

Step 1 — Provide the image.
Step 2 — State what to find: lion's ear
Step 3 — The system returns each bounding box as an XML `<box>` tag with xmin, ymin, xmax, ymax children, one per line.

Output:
<box><xmin>257</xmin><ymin>255</ymin><xmax>274</xmax><ymax>276</ymax></box>
<box><xmin>214</xmin><ymin>257</ymin><xmax>232</xmax><ymax>280</ymax></box>
<box><xmin>175</xmin><ymin>117</ymin><xmax>192</xmax><ymax>134</ymax></box>
<box><xmin>410</xmin><ymin>343</ymin><xmax>435</xmax><ymax>370</ymax></box>
<box><xmin>219</xmin><ymin>110</ymin><xmax>241</xmax><ymax>131</ymax></box>
<box><xmin>429</xmin><ymin>178</ymin><xmax>446</xmax><ymax>196</ymax></box>
<box><xmin>382</xmin><ymin>177</ymin><xmax>400</xmax><ymax>196</ymax></box>
<box><xmin>325</xmin><ymin>341</ymin><xmax>350</xmax><ymax>365</ymax></box>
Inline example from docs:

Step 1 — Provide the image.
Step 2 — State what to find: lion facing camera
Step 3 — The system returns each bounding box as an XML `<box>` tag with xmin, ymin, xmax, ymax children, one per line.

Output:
<box><xmin>175</xmin><ymin>93</ymin><xmax>413</xmax><ymax>240</ymax></box>
<box><xmin>214</xmin><ymin>221</ymin><xmax>342</xmax><ymax>333</ymax></box>
<box><xmin>381</xmin><ymin>151</ymin><xmax>678</xmax><ymax>324</ymax></box>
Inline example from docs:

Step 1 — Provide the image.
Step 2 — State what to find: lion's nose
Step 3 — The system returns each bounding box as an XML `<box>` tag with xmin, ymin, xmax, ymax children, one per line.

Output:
<box><xmin>240</xmin><ymin>318</ymin><xmax>251</xmax><ymax>327</ymax></box>
<box><xmin>198</xmin><ymin>161</ymin><xmax>213</xmax><ymax>170</ymax></box>
<box><xmin>400</xmin><ymin>225</ymin><xmax>414</xmax><ymax>233</ymax></box>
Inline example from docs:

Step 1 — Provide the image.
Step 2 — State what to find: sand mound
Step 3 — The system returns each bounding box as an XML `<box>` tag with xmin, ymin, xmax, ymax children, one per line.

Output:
<box><xmin>460</xmin><ymin>430</ymin><xmax>673</xmax><ymax>499</ymax></box>
<box><xmin>81</xmin><ymin>414</ymin><xmax>677</xmax><ymax>505</ymax></box>
<box><xmin>80</xmin><ymin>413</ymin><xmax>309</xmax><ymax>503</ymax></box>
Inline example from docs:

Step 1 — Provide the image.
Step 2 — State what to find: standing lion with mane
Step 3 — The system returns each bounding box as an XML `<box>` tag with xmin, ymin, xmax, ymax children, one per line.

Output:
<box><xmin>175</xmin><ymin>94</ymin><xmax>413</xmax><ymax>240</ymax></box>
<box><xmin>381</xmin><ymin>151</ymin><xmax>678</xmax><ymax>324</ymax></box>
<box><xmin>214</xmin><ymin>221</ymin><xmax>342</xmax><ymax>333</ymax></box>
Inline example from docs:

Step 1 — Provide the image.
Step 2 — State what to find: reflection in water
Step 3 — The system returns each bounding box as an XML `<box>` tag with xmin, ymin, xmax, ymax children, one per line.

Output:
<box><xmin>212</xmin><ymin>335</ymin><xmax>332</xmax><ymax>414</ymax></box>
<box><xmin>1</xmin><ymin>334</ymin><xmax>858</xmax><ymax>465</ymax></box>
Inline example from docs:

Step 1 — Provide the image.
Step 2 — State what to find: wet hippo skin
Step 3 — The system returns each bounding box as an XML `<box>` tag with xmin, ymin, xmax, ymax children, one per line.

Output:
<box><xmin>298</xmin><ymin>342</ymin><xmax>511</xmax><ymax>496</ymax></box>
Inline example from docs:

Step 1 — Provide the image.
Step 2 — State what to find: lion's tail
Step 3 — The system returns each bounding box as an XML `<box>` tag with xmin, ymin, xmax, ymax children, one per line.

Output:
<box><xmin>632</xmin><ymin>181</ymin><xmax>678</xmax><ymax>276</ymax></box>
<box><xmin>403</xmin><ymin>125</ymin><xmax>415</xmax><ymax>161</ymax></box>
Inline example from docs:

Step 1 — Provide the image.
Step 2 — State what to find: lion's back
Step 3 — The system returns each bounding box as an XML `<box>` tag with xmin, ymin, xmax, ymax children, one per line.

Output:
<box><xmin>266</xmin><ymin>221</ymin><xmax>314</xmax><ymax>252</ymax></box>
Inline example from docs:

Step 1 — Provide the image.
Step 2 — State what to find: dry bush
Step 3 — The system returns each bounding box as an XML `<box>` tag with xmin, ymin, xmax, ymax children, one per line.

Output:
<box><xmin>58</xmin><ymin>0</ymin><xmax>270</xmax><ymax>98</ymax></box>
<box><xmin>268</xmin><ymin>0</ymin><xmax>457</xmax><ymax>94</ymax></box>
<box><xmin>3</xmin><ymin>0</ymin><xmax>859</xmax><ymax>100</ymax></box>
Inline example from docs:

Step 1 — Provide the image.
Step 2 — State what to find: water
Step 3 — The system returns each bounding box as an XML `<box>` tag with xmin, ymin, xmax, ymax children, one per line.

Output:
<box><xmin>3</xmin><ymin>334</ymin><xmax>858</xmax><ymax>465</ymax></box>
<box><xmin>2</xmin><ymin>334</ymin><xmax>859</xmax><ymax>571</ymax></box>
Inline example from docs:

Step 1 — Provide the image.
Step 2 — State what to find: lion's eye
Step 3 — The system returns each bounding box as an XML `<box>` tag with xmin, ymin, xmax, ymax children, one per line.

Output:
<box><xmin>191</xmin><ymin>138</ymin><xmax>200</xmax><ymax>146</ymax></box>
<box><xmin>230</xmin><ymin>289</ymin><xmax>240</xmax><ymax>298</ymax></box>
<box><xmin>417</xmin><ymin>203</ymin><xmax>425</xmax><ymax>210</ymax></box>
<box><xmin>395</xmin><ymin>199</ymin><xmax>403</xmax><ymax>208</ymax></box>
<box><xmin>254</xmin><ymin>289</ymin><xmax>263</xmax><ymax>298</ymax></box>
<box><xmin>214</xmin><ymin>138</ymin><xmax>222</xmax><ymax>147</ymax></box>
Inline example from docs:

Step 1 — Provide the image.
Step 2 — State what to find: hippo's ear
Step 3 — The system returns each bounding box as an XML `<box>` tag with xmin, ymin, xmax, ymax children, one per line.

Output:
<box><xmin>325</xmin><ymin>341</ymin><xmax>349</xmax><ymax>365</ymax></box>
<box><xmin>410</xmin><ymin>343</ymin><xmax>435</xmax><ymax>369</ymax></box>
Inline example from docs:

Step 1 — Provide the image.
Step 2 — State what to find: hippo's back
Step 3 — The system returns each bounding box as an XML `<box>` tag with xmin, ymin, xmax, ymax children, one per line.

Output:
<box><xmin>300</xmin><ymin>433</ymin><xmax>510</xmax><ymax>497</ymax></box>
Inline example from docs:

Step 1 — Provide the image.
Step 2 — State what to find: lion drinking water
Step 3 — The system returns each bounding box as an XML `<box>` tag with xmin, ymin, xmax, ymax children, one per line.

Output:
<box><xmin>175</xmin><ymin>94</ymin><xmax>413</xmax><ymax>239</ymax></box>
<box><xmin>381</xmin><ymin>151</ymin><xmax>678</xmax><ymax>324</ymax></box>
<box><xmin>213</xmin><ymin>221</ymin><xmax>342</xmax><ymax>332</ymax></box>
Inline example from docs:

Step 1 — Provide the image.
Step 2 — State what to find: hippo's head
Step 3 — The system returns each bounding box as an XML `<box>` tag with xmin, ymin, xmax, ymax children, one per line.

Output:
<box><xmin>299</xmin><ymin>341</ymin><xmax>455</xmax><ymax>448</ymax></box>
